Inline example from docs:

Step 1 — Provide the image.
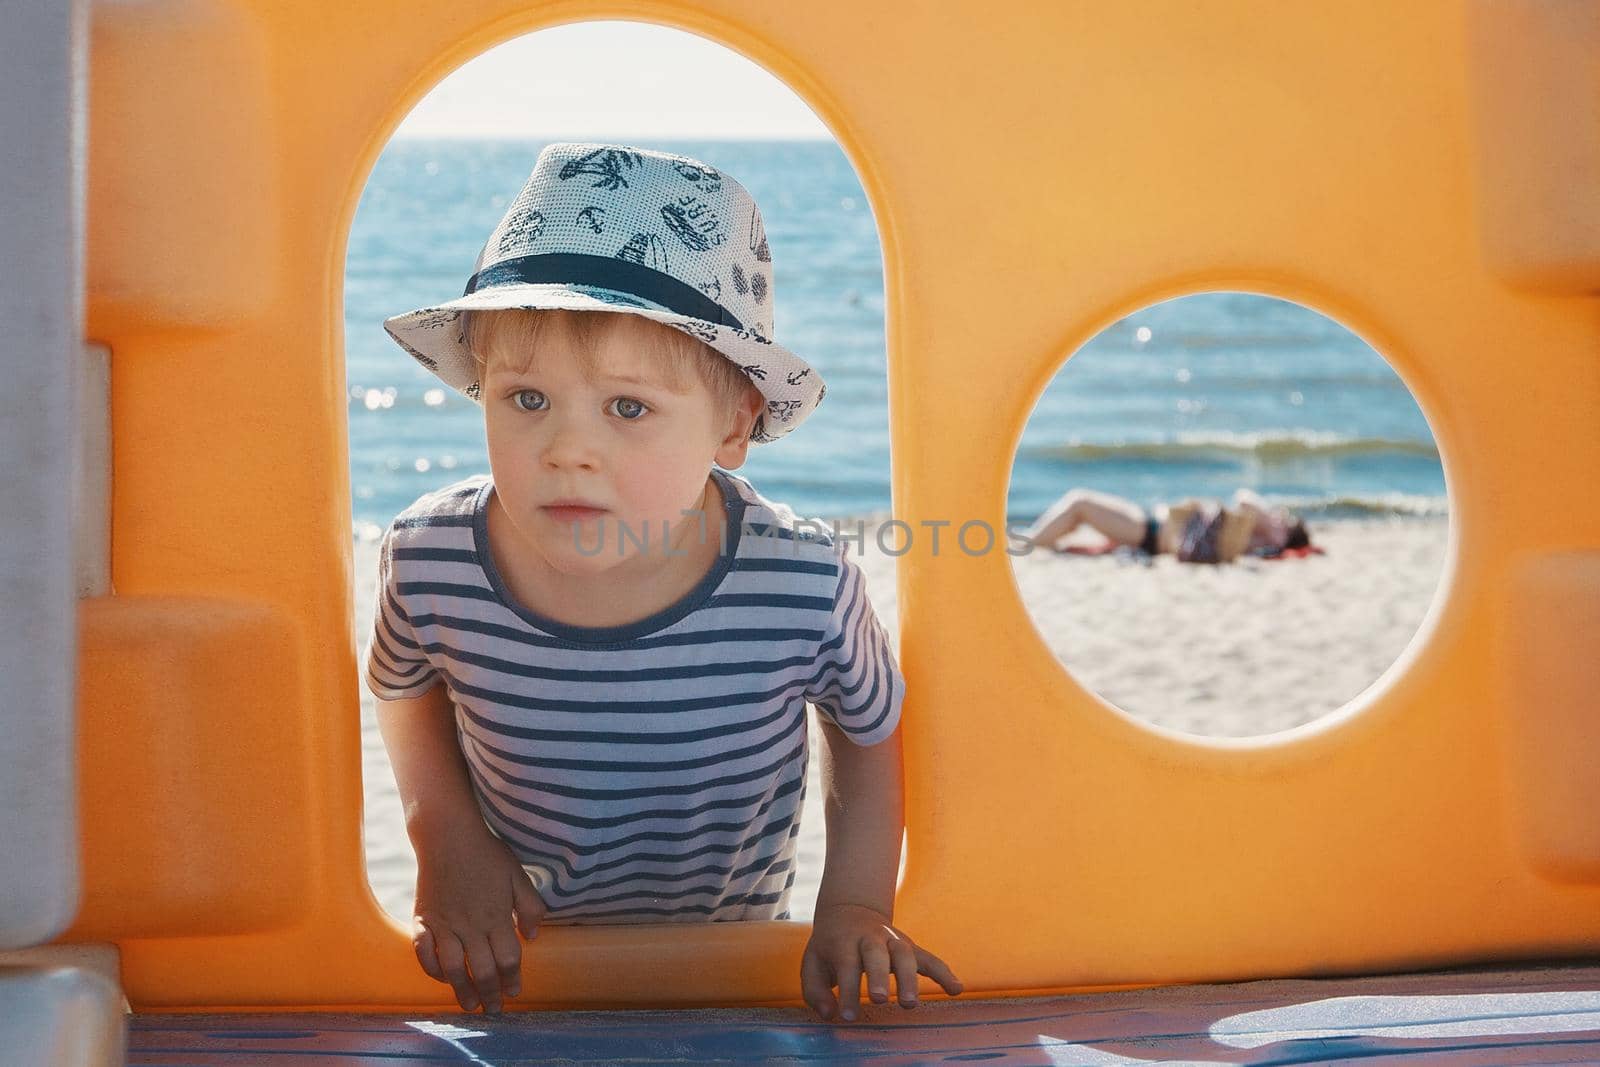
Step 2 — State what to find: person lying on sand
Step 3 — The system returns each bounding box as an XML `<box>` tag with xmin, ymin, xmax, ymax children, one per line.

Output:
<box><xmin>1010</xmin><ymin>487</ymin><xmax>1313</xmax><ymax>563</ymax></box>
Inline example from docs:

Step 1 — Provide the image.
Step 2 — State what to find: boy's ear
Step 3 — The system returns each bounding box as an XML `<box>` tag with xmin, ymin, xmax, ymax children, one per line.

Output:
<box><xmin>713</xmin><ymin>385</ymin><xmax>766</xmax><ymax>470</ymax></box>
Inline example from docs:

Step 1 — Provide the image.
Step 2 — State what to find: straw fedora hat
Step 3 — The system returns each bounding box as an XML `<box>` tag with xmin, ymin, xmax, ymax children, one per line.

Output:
<box><xmin>382</xmin><ymin>142</ymin><xmax>825</xmax><ymax>445</ymax></box>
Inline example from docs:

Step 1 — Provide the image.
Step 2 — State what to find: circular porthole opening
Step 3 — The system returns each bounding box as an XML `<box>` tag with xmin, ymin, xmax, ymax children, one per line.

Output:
<box><xmin>1007</xmin><ymin>291</ymin><xmax>1448</xmax><ymax>738</ymax></box>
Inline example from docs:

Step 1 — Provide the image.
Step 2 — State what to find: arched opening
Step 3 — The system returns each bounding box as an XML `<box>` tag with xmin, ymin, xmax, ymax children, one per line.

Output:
<box><xmin>344</xmin><ymin>21</ymin><xmax>894</xmax><ymax>928</ymax></box>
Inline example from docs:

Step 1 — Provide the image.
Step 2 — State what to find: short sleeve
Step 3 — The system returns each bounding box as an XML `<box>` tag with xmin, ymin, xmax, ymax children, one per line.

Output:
<box><xmin>804</xmin><ymin>549</ymin><xmax>904</xmax><ymax>746</ymax></box>
<box><xmin>363</xmin><ymin>524</ymin><xmax>442</xmax><ymax>701</ymax></box>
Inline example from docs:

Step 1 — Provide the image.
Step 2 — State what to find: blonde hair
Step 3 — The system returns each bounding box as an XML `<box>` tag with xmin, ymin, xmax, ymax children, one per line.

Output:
<box><xmin>461</xmin><ymin>307</ymin><xmax>760</xmax><ymax>425</ymax></box>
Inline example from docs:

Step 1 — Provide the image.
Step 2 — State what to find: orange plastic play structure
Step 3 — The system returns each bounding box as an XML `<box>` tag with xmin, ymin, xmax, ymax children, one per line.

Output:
<box><xmin>33</xmin><ymin>0</ymin><xmax>1600</xmax><ymax>1016</ymax></box>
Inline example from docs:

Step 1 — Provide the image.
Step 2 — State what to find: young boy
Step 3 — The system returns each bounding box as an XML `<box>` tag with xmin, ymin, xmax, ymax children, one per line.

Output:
<box><xmin>365</xmin><ymin>143</ymin><xmax>962</xmax><ymax>1021</ymax></box>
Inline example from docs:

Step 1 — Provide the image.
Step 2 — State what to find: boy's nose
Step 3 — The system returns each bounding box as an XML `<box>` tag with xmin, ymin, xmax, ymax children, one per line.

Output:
<box><xmin>538</xmin><ymin>419</ymin><xmax>600</xmax><ymax>471</ymax></box>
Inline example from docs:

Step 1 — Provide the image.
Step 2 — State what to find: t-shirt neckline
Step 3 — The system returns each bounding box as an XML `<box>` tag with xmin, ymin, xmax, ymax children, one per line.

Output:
<box><xmin>471</xmin><ymin>467</ymin><xmax>747</xmax><ymax>646</ymax></box>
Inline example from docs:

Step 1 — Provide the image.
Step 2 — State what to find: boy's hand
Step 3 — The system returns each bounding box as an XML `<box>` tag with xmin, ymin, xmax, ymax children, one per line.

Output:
<box><xmin>410</xmin><ymin>825</ymin><xmax>547</xmax><ymax>1013</ymax></box>
<box><xmin>800</xmin><ymin>903</ymin><xmax>964</xmax><ymax>1021</ymax></box>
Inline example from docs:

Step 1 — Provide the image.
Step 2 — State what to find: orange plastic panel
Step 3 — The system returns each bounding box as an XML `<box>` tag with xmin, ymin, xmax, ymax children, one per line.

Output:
<box><xmin>71</xmin><ymin>0</ymin><xmax>1600</xmax><ymax>1012</ymax></box>
<box><xmin>1464</xmin><ymin>1</ymin><xmax>1600</xmax><ymax>293</ymax></box>
<box><xmin>66</xmin><ymin>597</ymin><xmax>313</xmax><ymax>940</ymax></box>
<box><xmin>86</xmin><ymin>0</ymin><xmax>278</xmax><ymax>334</ymax></box>
<box><xmin>1501</xmin><ymin>552</ymin><xmax>1600</xmax><ymax>883</ymax></box>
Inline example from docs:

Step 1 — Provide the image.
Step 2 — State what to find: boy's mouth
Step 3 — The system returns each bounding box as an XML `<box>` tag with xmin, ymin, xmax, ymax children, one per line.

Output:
<box><xmin>541</xmin><ymin>503</ymin><xmax>609</xmax><ymax>522</ymax></box>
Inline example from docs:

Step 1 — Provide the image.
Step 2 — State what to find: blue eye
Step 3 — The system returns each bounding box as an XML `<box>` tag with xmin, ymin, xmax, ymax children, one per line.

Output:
<box><xmin>510</xmin><ymin>390</ymin><xmax>647</xmax><ymax>419</ymax></box>
<box><xmin>611</xmin><ymin>397</ymin><xmax>649</xmax><ymax>420</ymax></box>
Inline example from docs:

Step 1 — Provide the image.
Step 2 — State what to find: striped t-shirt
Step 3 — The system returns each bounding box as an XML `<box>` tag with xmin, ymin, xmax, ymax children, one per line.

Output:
<box><xmin>363</xmin><ymin>466</ymin><xmax>904</xmax><ymax>924</ymax></box>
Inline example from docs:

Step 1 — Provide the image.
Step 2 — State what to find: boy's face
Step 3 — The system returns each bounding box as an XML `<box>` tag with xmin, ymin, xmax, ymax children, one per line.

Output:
<box><xmin>479</xmin><ymin>313</ymin><xmax>755</xmax><ymax>580</ymax></box>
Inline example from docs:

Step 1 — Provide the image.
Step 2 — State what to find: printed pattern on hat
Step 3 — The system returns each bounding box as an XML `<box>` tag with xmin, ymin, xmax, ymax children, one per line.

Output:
<box><xmin>381</xmin><ymin>142</ymin><xmax>828</xmax><ymax>445</ymax></box>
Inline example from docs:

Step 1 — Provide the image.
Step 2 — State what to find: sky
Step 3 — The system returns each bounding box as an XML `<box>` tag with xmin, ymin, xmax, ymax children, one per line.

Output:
<box><xmin>394</xmin><ymin>20</ymin><xmax>831</xmax><ymax>141</ymax></box>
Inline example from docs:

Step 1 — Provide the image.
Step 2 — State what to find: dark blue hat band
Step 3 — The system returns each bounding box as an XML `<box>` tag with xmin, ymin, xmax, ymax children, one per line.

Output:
<box><xmin>464</xmin><ymin>252</ymin><xmax>744</xmax><ymax>331</ymax></box>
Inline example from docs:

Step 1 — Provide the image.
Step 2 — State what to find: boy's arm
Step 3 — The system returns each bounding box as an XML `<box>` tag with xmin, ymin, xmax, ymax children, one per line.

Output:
<box><xmin>813</xmin><ymin>716</ymin><xmax>903</xmax><ymax>918</ymax></box>
<box><xmin>374</xmin><ymin>681</ymin><xmax>489</xmax><ymax>847</ymax></box>
<box><xmin>377</xmin><ymin>681</ymin><xmax>547</xmax><ymax>1015</ymax></box>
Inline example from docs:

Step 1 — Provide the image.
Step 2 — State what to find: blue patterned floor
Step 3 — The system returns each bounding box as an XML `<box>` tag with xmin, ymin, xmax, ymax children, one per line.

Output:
<box><xmin>127</xmin><ymin>958</ymin><xmax>1600</xmax><ymax>1065</ymax></box>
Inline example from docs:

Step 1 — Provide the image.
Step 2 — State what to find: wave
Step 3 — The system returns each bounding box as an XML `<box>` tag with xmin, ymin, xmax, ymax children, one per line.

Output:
<box><xmin>996</xmin><ymin>492</ymin><xmax>1448</xmax><ymax>526</ymax></box>
<box><xmin>1087</xmin><ymin>373</ymin><xmax>1410</xmax><ymax>391</ymax></box>
<box><xmin>1125</xmin><ymin>331</ymin><xmax>1328</xmax><ymax>350</ymax></box>
<box><xmin>1028</xmin><ymin>430</ymin><xmax>1439</xmax><ymax>463</ymax></box>
<box><xmin>1268</xmin><ymin>492</ymin><xmax>1449</xmax><ymax>520</ymax></box>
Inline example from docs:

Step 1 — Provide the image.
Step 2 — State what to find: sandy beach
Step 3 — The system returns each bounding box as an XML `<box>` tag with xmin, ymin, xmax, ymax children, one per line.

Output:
<box><xmin>355</xmin><ymin>513</ymin><xmax>1449</xmax><ymax>925</ymax></box>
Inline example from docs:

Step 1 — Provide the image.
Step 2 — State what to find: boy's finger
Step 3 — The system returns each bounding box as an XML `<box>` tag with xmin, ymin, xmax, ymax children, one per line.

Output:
<box><xmin>887</xmin><ymin>938</ymin><xmax>920</xmax><ymax>1007</ymax></box>
<box><xmin>510</xmin><ymin>875</ymin><xmax>546</xmax><ymax>940</ymax></box>
<box><xmin>432</xmin><ymin>930</ymin><xmax>480</xmax><ymax>1011</ymax></box>
<box><xmin>462</xmin><ymin>934</ymin><xmax>504</xmax><ymax>1013</ymax></box>
<box><xmin>411</xmin><ymin>919</ymin><xmax>445</xmax><ymax>982</ymax></box>
<box><xmin>834</xmin><ymin>949</ymin><xmax>865</xmax><ymax>1022</ymax></box>
<box><xmin>914</xmin><ymin>946</ymin><xmax>965</xmax><ymax>996</ymax></box>
<box><xmin>799</xmin><ymin>947</ymin><xmax>837</xmax><ymax>1020</ymax></box>
<box><xmin>860</xmin><ymin>940</ymin><xmax>893</xmax><ymax>1004</ymax></box>
<box><xmin>487</xmin><ymin>925</ymin><xmax>524</xmax><ymax>1000</ymax></box>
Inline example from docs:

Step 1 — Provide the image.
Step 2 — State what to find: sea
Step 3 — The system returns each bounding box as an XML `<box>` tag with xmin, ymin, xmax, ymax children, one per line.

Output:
<box><xmin>346</xmin><ymin>138</ymin><xmax>1447</xmax><ymax>540</ymax></box>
